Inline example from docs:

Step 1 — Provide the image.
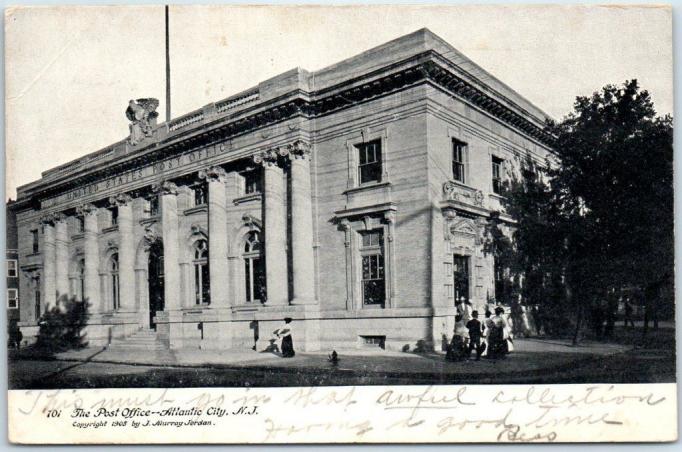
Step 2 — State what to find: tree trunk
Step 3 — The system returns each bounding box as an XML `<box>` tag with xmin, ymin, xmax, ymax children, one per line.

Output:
<box><xmin>570</xmin><ymin>285</ymin><xmax>582</xmax><ymax>346</ymax></box>
<box><xmin>651</xmin><ymin>286</ymin><xmax>659</xmax><ymax>330</ymax></box>
<box><xmin>572</xmin><ymin>303</ymin><xmax>582</xmax><ymax>346</ymax></box>
<box><xmin>642</xmin><ymin>283</ymin><xmax>658</xmax><ymax>339</ymax></box>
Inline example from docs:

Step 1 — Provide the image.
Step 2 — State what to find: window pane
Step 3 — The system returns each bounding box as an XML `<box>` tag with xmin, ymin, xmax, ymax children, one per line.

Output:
<box><xmin>357</xmin><ymin>140</ymin><xmax>382</xmax><ymax>184</ymax></box>
<box><xmin>8</xmin><ymin>290</ymin><xmax>17</xmax><ymax>308</ymax></box>
<box><xmin>254</xmin><ymin>257</ymin><xmax>266</xmax><ymax>302</ymax></box>
<box><xmin>362</xmin><ymin>233</ymin><xmax>370</xmax><ymax>248</ymax></box>
<box><xmin>359</xmin><ymin>162</ymin><xmax>381</xmax><ymax>184</ymax></box>
<box><xmin>112</xmin><ymin>274</ymin><xmax>119</xmax><ymax>309</ymax></box>
<box><xmin>453</xmin><ymin>255</ymin><xmax>470</xmax><ymax>303</ymax></box>
<box><xmin>8</xmin><ymin>261</ymin><xmax>17</xmax><ymax>277</ymax></box>
<box><xmin>150</xmin><ymin>197</ymin><xmax>159</xmax><ymax>216</ymax></box>
<box><xmin>363</xmin><ymin>280</ymin><xmax>385</xmax><ymax>305</ymax></box>
<box><xmin>362</xmin><ymin>256</ymin><xmax>371</xmax><ymax>280</ymax></box>
<box><xmin>453</xmin><ymin>162</ymin><xmax>464</xmax><ymax>183</ymax></box>
<box><xmin>202</xmin><ymin>264</ymin><xmax>211</xmax><ymax>304</ymax></box>
<box><xmin>245</xmin><ymin>260</ymin><xmax>252</xmax><ymax>302</ymax></box>
<box><xmin>492</xmin><ymin>157</ymin><xmax>503</xmax><ymax>194</ymax></box>
<box><xmin>195</xmin><ymin>265</ymin><xmax>201</xmax><ymax>304</ymax></box>
<box><xmin>244</xmin><ymin>169</ymin><xmax>262</xmax><ymax>194</ymax></box>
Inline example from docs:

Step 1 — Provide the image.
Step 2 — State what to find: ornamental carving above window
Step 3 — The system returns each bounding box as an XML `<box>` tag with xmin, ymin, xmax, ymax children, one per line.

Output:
<box><xmin>443</xmin><ymin>181</ymin><xmax>484</xmax><ymax>207</ymax></box>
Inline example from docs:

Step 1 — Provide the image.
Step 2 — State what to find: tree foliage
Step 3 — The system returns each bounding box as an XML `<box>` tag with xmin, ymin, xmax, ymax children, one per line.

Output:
<box><xmin>36</xmin><ymin>294</ymin><xmax>90</xmax><ymax>352</ymax></box>
<box><xmin>488</xmin><ymin>80</ymin><xmax>673</xmax><ymax>340</ymax></box>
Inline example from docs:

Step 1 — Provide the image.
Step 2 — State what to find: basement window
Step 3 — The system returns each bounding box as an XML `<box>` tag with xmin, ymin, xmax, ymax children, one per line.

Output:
<box><xmin>360</xmin><ymin>335</ymin><xmax>386</xmax><ymax>349</ymax></box>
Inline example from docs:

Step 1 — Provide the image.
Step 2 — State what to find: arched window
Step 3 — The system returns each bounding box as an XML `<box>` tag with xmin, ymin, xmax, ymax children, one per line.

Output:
<box><xmin>243</xmin><ymin>231</ymin><xmax>265</xmax><ymax>303</ymax></box>
<box><xmin>109</xmin><ymin>253</ymin><xmax>120</xmax><ymax>310</ymax></box>
<box><xmin>194</xmin><ymin>239</ymin><xmax>210</xmax><ymax>305</ymax></box>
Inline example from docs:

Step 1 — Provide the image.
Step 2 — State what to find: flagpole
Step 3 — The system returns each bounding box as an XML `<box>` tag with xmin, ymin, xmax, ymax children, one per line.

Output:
<box><xmin>165</xmin><ymin>5</ymin><xmax>171</xmax><ymax>123</ymax></box>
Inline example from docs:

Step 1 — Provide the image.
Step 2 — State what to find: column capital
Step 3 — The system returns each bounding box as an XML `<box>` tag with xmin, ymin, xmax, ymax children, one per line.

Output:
<box><xmin>384</xmin><ymin>210</ymin><xmax>397</xmax><ymax>225</ymax></box>
<box><xmin>40</xmin><ymin>212</ymin><xmax>66</xmax><ymax>225</ymax></box>
<box><xmin>443</xmin><ymin>208</ymin><xmax>457</xmax><ymax>221</ymax></box>
<box><xmin>198</xmin><ymin>166</ymin><xmax>227</xmax><ymax>183</ymax></box>
<box><xmin>76</xmin><ymin>203</ymin><xmax>98</xmax><ymax>217</ymax></box>
<box><xmin>142</xmin><ymin>225</ymin><xmax>160</xmax><ymax>249</ymax></box>
<box><xmin>338</xmin><ymin>218</ymin><xmax>352</xmax><ymax>232</ymax></box>
<box><xmin>108</xmin><ymin>193</ymin><xmax>133</xmax><ymax>207</ymax></box>
<box><xmin>253</xmin><ymin>147</ymin><xmax>286</xmax><ymax>167</ymax></box>
<box><xmin>285</xmin><ymin>140</ymin><xmax>312</xmax><ymax>161</ymax></box>
<box><xmin>151</xmin><ymin>180</ymin><xmax>178</xmax><ymax>196</ymax></box>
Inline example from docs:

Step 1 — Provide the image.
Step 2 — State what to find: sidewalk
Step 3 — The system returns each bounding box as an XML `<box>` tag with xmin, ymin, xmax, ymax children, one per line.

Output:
<box><xmin>30</xmin><ymin>337</ymin><xmax>631</xmax><ymax>382</ymax></box>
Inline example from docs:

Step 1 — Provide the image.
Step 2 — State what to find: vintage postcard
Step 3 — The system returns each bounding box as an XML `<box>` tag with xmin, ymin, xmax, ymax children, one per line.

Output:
<box><xmin>4</xmin><ymin>4</ymin><xmax>676</xmax><ymax>444</ymax></box>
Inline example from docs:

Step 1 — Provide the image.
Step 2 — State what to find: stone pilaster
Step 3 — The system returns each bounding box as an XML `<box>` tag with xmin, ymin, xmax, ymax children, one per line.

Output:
<box><xmin>153</xmin><ymin>181</ymin><xmax>180</xmax><ymax>311</ymax></box>
<box><xmin>385</xmin><ymin>210</ymin><xmax>398</xmax><ymax>309</ymax></box>
<box><xmin>110</xmin><ymin>194</ymin><xmax>135</xmax><ymax>312</ymax></box>
<box><xmin>54</xmin><ymin>215</ymin><xmax>70</xmax><ymax>301</ymax></box>
<box><xmin>39</xmin><ymin>215</ymin><xmax>57</xmax><ymax>312</ymax></box>
<box><xmin>285</xmin><ymin>141</ymin><xmax>316</xmax><ymax>304</ymax></box>
<box><xmin>254</xmin><ymin>148</ymin><xmax>288</xmax><ymax>305</ymax></box>
<box><xmin>77</xmin><ymin>204</ymin><xmax>101</xmax><ymax>313</ymax></box>
<box><xmin>340</xmin><ymin>219</ymin><xmax>354</xmax><ymax>311</ymax></box>
<box><xmin>199</xmin><ymin>166</ymin><xmax>230</xmax><ymax>308</ymax></box>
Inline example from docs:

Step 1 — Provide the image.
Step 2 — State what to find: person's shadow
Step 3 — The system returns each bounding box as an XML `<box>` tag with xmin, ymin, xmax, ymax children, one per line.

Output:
<box><xmin>261</xmin><ymin>339</ymin><xmax>282</xmax><ymax>357</ymax></box>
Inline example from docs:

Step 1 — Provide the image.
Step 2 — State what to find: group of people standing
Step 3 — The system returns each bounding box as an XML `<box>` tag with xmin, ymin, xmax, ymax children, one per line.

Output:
<box><xmin>446</xmin><ymin>304</ymin><xmax>513</xmax><ymax>361</ymax></box>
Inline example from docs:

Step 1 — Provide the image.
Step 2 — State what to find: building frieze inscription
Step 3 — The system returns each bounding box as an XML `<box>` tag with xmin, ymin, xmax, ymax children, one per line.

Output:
<box><xmin>41</xmin><ymin>143</ymin><xmax>232</xmax><ymax>209</ymax></box>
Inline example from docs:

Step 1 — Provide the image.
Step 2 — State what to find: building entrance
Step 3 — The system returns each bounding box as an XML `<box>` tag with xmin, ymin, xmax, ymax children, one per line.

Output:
<box><xmin>148</xmin><ymin>241</ymin><xmax>164</xmax><ymax>329</ymax></box>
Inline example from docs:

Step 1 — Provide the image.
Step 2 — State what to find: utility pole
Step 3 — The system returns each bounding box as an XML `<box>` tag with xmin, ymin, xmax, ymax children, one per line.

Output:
<box><xmin>165</xmin><ymin>5</ymin><xmax>171</xmax><ymax>123</ymax></box>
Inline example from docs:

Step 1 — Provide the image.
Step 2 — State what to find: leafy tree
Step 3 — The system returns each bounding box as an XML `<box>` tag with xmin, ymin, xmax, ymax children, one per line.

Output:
<box><xmin>548</xmin><ymin>80</ymin><xmax>673</xmax><ymax>337</ymax></box>
<box><xmin>489</xmin><ymin>80</ymin><xmax>673</xmax><ymax>343</ymax></box>
<box><xmin>36</xmin><ymin>294</ymin><xmax>90</xmax><ymax>352</ymax></box>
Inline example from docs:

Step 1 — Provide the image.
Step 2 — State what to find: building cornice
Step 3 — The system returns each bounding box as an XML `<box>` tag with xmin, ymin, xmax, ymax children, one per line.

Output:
<box><xmin>19</xmin><ymin>50</ymin><xmax>554</xmax><ymax>205</ymax></box>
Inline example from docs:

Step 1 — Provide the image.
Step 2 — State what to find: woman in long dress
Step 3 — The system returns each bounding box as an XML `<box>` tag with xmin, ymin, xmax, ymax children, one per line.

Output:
<box><xmin>274</xmin><ymin>317</ymin><xmax>295</xmax><ymax>358</ymax></box>
<box><xmin>488</xmin><ymin>307</ymin><xmax>507</xmax><ymax>358</ymax></box>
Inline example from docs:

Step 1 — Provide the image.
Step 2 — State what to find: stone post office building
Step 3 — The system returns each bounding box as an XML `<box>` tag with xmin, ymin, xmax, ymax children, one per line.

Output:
<box><xmin>13</xmin><ymin>29</ymin><xmax>553</xmax><ymax>351</ymax></box>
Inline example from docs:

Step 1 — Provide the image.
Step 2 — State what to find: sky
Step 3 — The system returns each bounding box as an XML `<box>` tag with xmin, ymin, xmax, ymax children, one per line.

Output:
<box><xmin>4</xmin><ymin>4</ymin><xmax>673</xmax><ymax>199</ymax></box>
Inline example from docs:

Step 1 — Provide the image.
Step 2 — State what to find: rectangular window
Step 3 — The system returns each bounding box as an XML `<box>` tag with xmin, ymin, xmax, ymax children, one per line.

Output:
<box><xmin>452</xmin><ymin>139</ymin><xmax>467</xmax><ymax>183</ymax></box>
<box><xmin>7</xmin><ymin>259</ymin><xmax>17</xmax><ymax>278</ymax></box>
<box><xmin>193</xmin><ymin>185</ymin><xmax>207</xmax><ymax>206</ymax></box>
<box><xmin>360</xmin><ymin>335</ymin><xmax>386</xmax><ymax>349</ymax></box>
<box><xmin>149</xmin><ymin>197</ymin><xmax>160</xmax><ymax>216</ymax></box>
<box><xmin>244</xmin><ymin>169</ymin><xmax>262</xmax><ymax>194</ymax></box>
<box><xmin>453</xmin><ymin>254</ymin><xmax>470</xmax><ymax>305</ymax></box>
<box><xmin>7</xmin><ymin>289</ymin><xmax>18</xmax><ymax>309</ymax></box>
<box><xmin>357</xmin><ymin>140</ymin><xmax>382</xmax><ymax>185</ymax></box>
<box><xmin>492</xmin><ymin>156</ymin><xmax>504</xmax><ymax>195</ymax></box>
<box><xmin>360</xmin><ymin>230</ymin><xmax>385</xmax><ymax>306</ymax></box>
<box><xmin>111</xmin><ymin>208</ymin><xmax>118</xmax><ymax>226</ymax></box>
<box><xmin>31</xmin><ymin>230</ymin><xmax>39</xmax><ymax>253</ymax></box>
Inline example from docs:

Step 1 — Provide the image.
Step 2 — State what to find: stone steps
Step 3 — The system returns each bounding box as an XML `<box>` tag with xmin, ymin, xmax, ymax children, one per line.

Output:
<box><xmin>108</xmin><ymin>329</ymin><xmax>167</xmax><ymax>350</ymax></box>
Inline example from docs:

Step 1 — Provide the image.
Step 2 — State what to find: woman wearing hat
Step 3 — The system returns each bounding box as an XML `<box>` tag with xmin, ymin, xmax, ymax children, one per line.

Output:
<box><xmin>274</xmin><ymin>317</ymin><xmax>295</xmax><ymax>358</ymax></box>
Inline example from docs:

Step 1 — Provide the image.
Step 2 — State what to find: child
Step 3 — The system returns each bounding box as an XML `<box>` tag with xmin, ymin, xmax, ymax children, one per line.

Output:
<box><xmin>466</xmin><ymin>310</ymin><xmax>485</xmax><ymax>360</ymax></box>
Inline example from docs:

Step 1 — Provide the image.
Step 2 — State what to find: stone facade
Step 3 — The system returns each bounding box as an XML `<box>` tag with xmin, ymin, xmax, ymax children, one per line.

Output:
<box><xmin>13</xmin><ymin>29</ymin><xmax>553</xmax><ymax>352</ymax></box>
